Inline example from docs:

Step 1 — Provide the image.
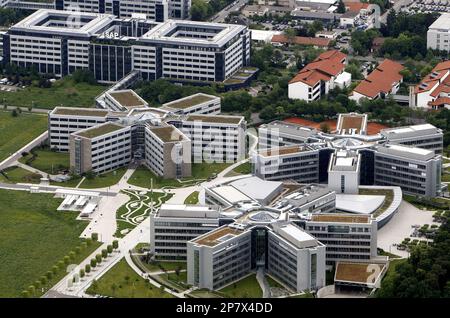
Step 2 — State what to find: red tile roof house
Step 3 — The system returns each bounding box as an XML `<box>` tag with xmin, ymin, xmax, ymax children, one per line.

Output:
<box><xmin>411</xmin><ymin>61</ymin><xmax>450</xmax><ymax>110</ymax></box>
<box><xmin>288</xmin><ymin>50</ymin><xmax>352</xmax><ymax>102</ymax></box>
<box><xmin>349</xmin><ymin>59</ymin><xmax>404</xmax><ymax>103</ymax></box>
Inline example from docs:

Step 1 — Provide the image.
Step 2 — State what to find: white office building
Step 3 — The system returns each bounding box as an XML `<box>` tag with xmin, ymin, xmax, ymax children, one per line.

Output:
<box><xmin>49</xmin><ymin>107</ymin><xmax>109</xmax><ymax>152</ymax></box>
<box><xmin>160</xmin><ymin>93</ymin><xmax>221</xmax><ymax>116</ymax></box>
<box><xmin>150</xmin><ymin>204</ymin><xmax>220</xmax><ymax>261</ymax></box>
<box><xmin>178</xmin><ymin>114</ymin><xmax>247</xmax><ymax>163</ymax></box>
<box><xmin>305</xmin><ymin>214</ymin><xmax>378</xmax><ymax>265</ymax></box>
<box><xmin>70</xmin><ymin>122</ymin><xmax>132</xmax><ymax>174</ymax></box>
<box><xmin>328</xmin><ymin>150</ymin><xmax>361</xmax><ymax>195</ymax></box>
<box><xmin>427</xmin><ymin>13</ymin><xmax>450</xmax><ymax>52</ymax></box>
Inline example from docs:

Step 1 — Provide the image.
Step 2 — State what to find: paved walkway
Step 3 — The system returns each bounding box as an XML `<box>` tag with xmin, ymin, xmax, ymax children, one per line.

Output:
<box><xmin>377</xmin><ymin>201</ymin><xmax>438</xmax><ymax>257</ymax></box>
<box><xmin>256</xmin><ymin>268</ymin><xmax>270</xmax><ymax>298</ymax></box>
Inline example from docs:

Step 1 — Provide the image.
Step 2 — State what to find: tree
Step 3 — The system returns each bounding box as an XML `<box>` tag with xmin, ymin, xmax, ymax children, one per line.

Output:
<box><xmin>91</xmin><ymin>233</ymin><xmax>99</xmax><ymax>241</ymax></box>
<box><xmin>63</xmin><ymin>255</ymin><xmax>70</xmax><ymax>265</ymax></box>
<box><xmin>52</xmin><ymin>265</ymin><xmax>59</xmax><ymax>274</ymax></box>
<box><xmin>11</xmin><ymin>109</ymin><xmax>18</xmax><ymax>117</ymax></box>
<box><xmin>28</xmin><ymin>285</ymin><xmax>35</xmax><ymax>295</ymax></box>
<box><xmin>72</xmin><ymin>69</ymin><xmax>96</xmax><ymax>84</ymax></box>
<box><xmin>112</xmin><ymin>240</ymin><xmax>119</xmax><ymax>250</ymax></box>
<box><xmin>79</xmin><ymin>269</ymin><xmax>85</xmax><ymax>279</ymax></box>
<box><xmin>190</xmin><ymin>0</ymin><xmax>209</xmax><ymax>21</ymax></box>
<box><xmin>86</xmin><ymin>238</ymin><xmax>93</xmax><ymax>246</ymax></box>
<box><xmin>46</xmin><ymin>271</ymin><xmax>53</xmax><ymax>280</ymax></box>
<box><xmin>85</xmin><ymin>264</ymin><xmax>91</xmax><ymax>274</ymax></box>
<box><xmin>69</xmin><ymin>251</ymin><xmax>76</xmax><ymax>261</ymax></box>
<box><xmin>284</xmin><ymin>28</ymin><xmax>297</xmax><ymax>44</ymax></box>
<box><xmin>259</xmin><ymin>105</ymin><xmax>276</xmax><ymax>121</ymax></box>
<box><xmin>102</xmin><ymin>249</ymin><xmax>108</xmax><ymax>258</ymax></box>
<box><xmin>107</xmin><ymin>245</ymin><xmax>113</xmax><ymax>254</ymax></box>
<box><xmin>96</xmin><ymin>254</ymin><xmax>102</xmax><ymax>264</ymax></box>
<box><xmin>336</xmin><ymin>0</ymin><xmax>346</xmax><ymax>13</ymax></box>
<box><xmin>90</xmin><ymin>258</ymin><xmax>97</xmax><ymax>268</ymax></box>
<box><xmin>40</xmin><ymin>276</ymin><xmax>47</xmax><ymax>286</ymax></box>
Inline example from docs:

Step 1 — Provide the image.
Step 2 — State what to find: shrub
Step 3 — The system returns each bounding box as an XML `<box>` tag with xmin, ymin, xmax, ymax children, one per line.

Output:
<box><xmin>95</xmin><ymin>254</ymin><xmax>102</xmax><ymax>264</ymax></box>
<box><xmin>90</xmin><ymin>259</ymin><xmax>97</xmax><ymax>268</ymax></box>
<box><xmin>21</xmin><ymin>290</ymin><xmax>30</xmax><ymax>298</ymax></box>
<box><xmin>101</xmin><ymin>249</ymin><xmax>108</xmax><ymax>258</ymax></box>
<box><xmin>40</xmin><ymin>276</ymin><xmax>47</xmax><ymax>286</ymax></box>
<box><xmin>107</xmin><ymin>245</ymin><xmax>113</xmax><ymax>254</ymax></box>
<box><xmin>86</xmin><ymin>238</ymin><xmax>93</xmax><ymax>246</ymax></box>
<box><xmin>63</xmin><ymin>256</ymin><xmax>70</xmax><ymax>265</ymax></box>
<box><xmin>52</xmin><ymin>265</ymin><xmax>59</xmax><ymax>274</ymax></box>
<box><xmin>91</xmin><ymin>233</ymin><xmax>99</xmax><ymax>241</ymax></box>
<box><xmin>80</xmin><ymin>269</ymin><xmax>85</xmax><ymax>278</ymax></box>
<box><xmin>113</xmin><ymin>240</ymin><xmax>119</xmax><ymax>250</ymax></box>
<box><xmin>34</xmin><ymin>281</ymin><xmax>41</xmax><ymax>289</ymax></box>
<box><xmin>85</xmin><ymin>264</ymin><xmax>91</xmax><ymax>273</ymax></box>
<box><xmin>69</xmin><ymin>251</ymin><xmax>76</xmax><ymax>260</ymax></box>
<box><xmin>75</xmin><ymin>246</ymin><xmax>81</xmax><ymax>254</ymax></box>
<box><xmin>46</xmin><ymin>271</ymin><xmax>53</xmax><ymax>280</ymax></box>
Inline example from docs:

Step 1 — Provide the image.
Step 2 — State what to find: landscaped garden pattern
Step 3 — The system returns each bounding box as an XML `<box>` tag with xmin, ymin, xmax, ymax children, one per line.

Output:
<box><xmin>115</xmin><ymin>189</ymin><xmax>173</xmax><ymax>237</ymax></box>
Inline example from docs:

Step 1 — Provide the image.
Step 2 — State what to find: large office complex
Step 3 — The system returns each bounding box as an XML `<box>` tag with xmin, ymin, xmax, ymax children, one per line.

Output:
<box><xmin>3</xmin><ymin>9</ymin><xmax>251</xmax><ymax>84</ymax></box>
<box><xmin>188</xmin><ymin>221</ymin><xmax>326</xmax><ymax>292</ymax></box>
<box><xmin>48</xmin><ymin>90</ymin><xmax>246</xmax><ymax>176</ymax></box>
<box><xmin>254</xmin><ymin>113</ymin><xmax>444</xmax><ymax>198</ymax></box>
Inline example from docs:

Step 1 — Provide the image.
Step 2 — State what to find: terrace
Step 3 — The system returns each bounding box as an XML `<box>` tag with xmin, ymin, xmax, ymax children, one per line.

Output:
<box><xmin>259</xmin><ymin>145</ymin><xmax>310</xmax><ymax>157</ymax></box>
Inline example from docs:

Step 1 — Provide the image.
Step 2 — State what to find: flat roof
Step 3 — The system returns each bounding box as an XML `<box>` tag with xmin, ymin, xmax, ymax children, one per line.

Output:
<box><xmin>259</xmin><ymin>145</ymin><xmax>312</xmax><ymax>157</ymax></box>
<box><xmin>75</xmin><ymin>123</ymin><xmax>125</xmax><ymax>139</ymax></box>
<box><xmin>335</xmin><ymin>262</ymin><xmax>385</xmax><ymax>285</ymax></box>
<box><xmin>273</xmin><ymin>223</ymin><xmax>318</xmax><ymax>249</ymax></box>
<box><xmin>158</xmin><ymin>204</ymin><xmax>219</xmax><ymax>218</ymax></box>
<box><xmin>193</xmin><ymin>226</ymin><xmax>244</xmax><ymax>247</ymax></box>
<box><xmin>149</xmin><ymin>126</ymin><xmax>187</xmax><ymax>143</ymax></box>
<box><xmin>109</xmin><ymin>90</ymin><xmax>147</xmax><ymax>108</ymax></box>
<box><xmin>211</xmin><ymin>185</ymin><xmax>253</xmax><ymax>204</ymax></box>
<box><xmin>185</xmin><ymin>115</ymin><xmax>243</xmax><ymax>125</ymax></box>
<box><xmin>311</xmin><ymin>214</ymin><xmax>370</xmax><ymax>224</ymax></box>
<box><xmin>52</xmin><ymin>108</ymin><xmax>108</xmax><ymax>117</ymax></box>
<box><xmin>377</xmin><ymin>144</ymin><xmax>435</xmax><ymax>161</ymax></box>
<box><xmin>163</xmin><ymin>93</ymin><xmax>218</xmax><ymax>110</ymax></box>
<box><xmin>229</xmin><ymin>176</ymin><xmax>283</xmax><ymax>203</ymax></box>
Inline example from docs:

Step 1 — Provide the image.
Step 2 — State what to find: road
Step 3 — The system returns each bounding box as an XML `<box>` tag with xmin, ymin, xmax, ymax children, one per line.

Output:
<box><xmin>210</xmin><ymin>0</ymin><xmax>247</xmax><ymax>23</ymax></box>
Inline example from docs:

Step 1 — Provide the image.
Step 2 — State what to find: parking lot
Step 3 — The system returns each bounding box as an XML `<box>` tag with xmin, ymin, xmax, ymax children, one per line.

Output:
<box><xmin>404</xmin><ymin>0</ymin><xmax>450</xmax><ymax>13</ymax></box>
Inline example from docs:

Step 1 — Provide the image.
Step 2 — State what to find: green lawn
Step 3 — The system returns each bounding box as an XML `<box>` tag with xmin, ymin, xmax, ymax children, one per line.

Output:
<box><xmin>86</xmin><ymin>258</ymin><xmax>173</xmax><ymax>298</ymax></box>
<box><xmin>19</xmin><ymin>147</ymin><xmax>70</xmax><ymax>175</ymax></box>
<box><xmin>219</xmin><ymin>274</ymin><xmax>263</xmax><ymax>298</ymax></box>
<box><xmin>184</xmin><ymin>191</ymin><xmax>199</xmax><ymax>204</ymax></box>
<box><xmin>0</xmin><ymin>111</ymin><xmax>48</xmax><ymax>162</ymax></box>
<box><xmin>0</xmin><ymin>189</ymin><xmax>97</xmax><ymax>297</ymax></box>
<box><xmin>225</xmin><ymin>161</ymin><xmax>252</xmax><ymax>177</ymax></box>
<box><xmin>0</xmin><ymin>78</ymin><xmax>105</xmax><ymax>109</ymax></box>
<box><xmin>128</xmin><ymin>163</ymin><xmax>232</xmax><ymax>189</ymax></box>
<box><xmin>265</xmin><ymin>275</ymin><xmax>284</xmax><ymax>289</ymax></box>
<box><xmin>142</xmin><ymin>261</ymin><xmax>187</xmax><ymax>273</ymax></box>
<box><xmin>0</xmin><ymin>166</ymin><xmax>42</xmax><ymax>184</ymax></box>
<box><xmin>79</xmin><ymin>167</ymin><xmax>127</xmax><ymax>189</ymax></box>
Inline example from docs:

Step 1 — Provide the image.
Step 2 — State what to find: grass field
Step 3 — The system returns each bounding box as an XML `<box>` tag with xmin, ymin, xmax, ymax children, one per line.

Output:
<box><xmin>86</xmin><ymin>258</ymin><xmax>173</xmax><ymax>298</ymax></box>
<box><xmin>20</xmin><ymin>147</ymin><xmax>70</xmax><ymax>175</ymax></box>
<box><xmin>219</xmin><ymin>274</ymin><xmax>262</xmax><ymax>298</ymax></box>
<box><xmin>79</xmin><ymin>167</ymin><xmax>127</xmax><ymax>189</ymax></box>
<box><xmin>128</xmin><ymin>163</ymin><xmax>231</xmax><ymax>189</ymax></box>
<box><xmin>0</xmin><ymin>189</ymin><xmax>96</xmax><ymax>297</ymax></box>
<box><xmin>0</xmin><ymin>78</ymin><xmax>105</xmax><ymax>109</ymax></box>
<box><xmin>0</xmin><ymin>111</ymin><xmax>47</xmax><ymax>162</ymax></box>
<box><xmin>184</xmin><ymin>191</ymin><xmax>199</xmax><ymax>204</ymax></box>
<box><xmin>225</xmin><ymin>162</ymin><xmax>252</xmax><ymax>177</ymax></box>
<box><xmin>143</xmin><ymin>261</ymin><xmax>187</xmax><ymax>273</ymax></box>
<box><xmin>0</xmin><ymin>166</ymin><xmax>42</xmax><ymax>184</ymax></box>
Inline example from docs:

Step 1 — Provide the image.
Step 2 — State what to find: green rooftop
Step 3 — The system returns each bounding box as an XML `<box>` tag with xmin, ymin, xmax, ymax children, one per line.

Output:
<box><xmin>185</xmin><ymin>115</ymin><xmax>243</xmax><ymax>125</ymax></box>
<box><xmin>109</xmin><ymin>90</ymin><xmax>146</xmax><ymax>108</ymax></box>
<box><xmin>164</xmin><ymin>94</ymin><xmax>217</xmax><ymax>110</ymax></box>
<box><xmin>52</xmin><ymin>108</ymin><xmax>109</xmax><ymax>117</ymax></box>
<box><xmin>149</xmin><ymin>126</ymin><xmax>186</xmax><ymax>143</ymax></box>
<box><xmin>359</xmin><ymin>188</ymin><xmax>394</xmax><ymax>218</ymax></box>
<box><xmin>76</xmin><ymin>123</ymin><xmax>125</xmax><ymax>139</ymax></box>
